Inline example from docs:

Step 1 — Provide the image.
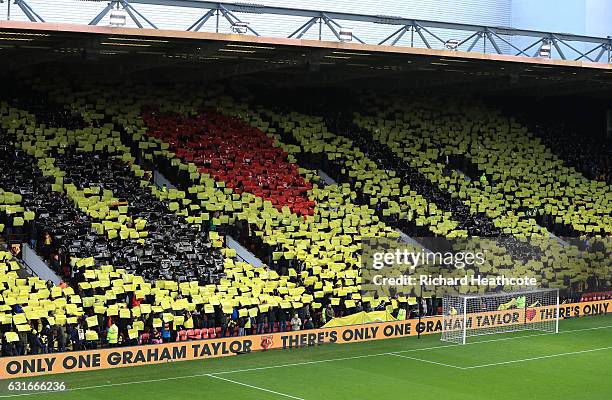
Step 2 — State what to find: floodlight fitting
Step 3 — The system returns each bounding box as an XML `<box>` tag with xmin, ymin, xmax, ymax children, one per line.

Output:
<box><xmin>339</xmin><ymin>27</ymin><xmax>353</xmax><ymax>42</ymax></box>
<box><xmin>109</xmin><ymin>9</ymin><xmax>128</xmax><ymax>27</ymax></box>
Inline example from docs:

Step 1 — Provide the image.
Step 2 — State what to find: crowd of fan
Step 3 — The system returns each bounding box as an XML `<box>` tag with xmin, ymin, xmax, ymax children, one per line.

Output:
<box><xmin>530</xmin><ymin>121</ymin><xmax>610</xmax><ymax>185</ymax></box>
<box><xmin>1</xmin><ymin>293</ymin><xmax>428</xmax><ymax>356</ymax></box>
<box><xmin>0</xmin><ymin>99</ymin><xmax>424</xmax><ymax>356</ymax></box>
<box><xmin>53</xmin><ymin>148</ymin><xmax>225</xmax><ymax>283</ymax></box>
<box><xmin>321</xmin><ymin>114</ymin><xmax>501</xmax><ymax>237</ymax></box>
<box><xmin>0</xmin><ymin>89</ymin><xmax>608</xmax><ymax>358</ymax></box>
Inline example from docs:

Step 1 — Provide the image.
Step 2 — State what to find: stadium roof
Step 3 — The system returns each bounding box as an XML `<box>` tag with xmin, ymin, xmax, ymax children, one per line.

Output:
<box><xmin>0</xmin><ymin>21</ymin><xmax>611</xmax><ymax>98</ymax></box>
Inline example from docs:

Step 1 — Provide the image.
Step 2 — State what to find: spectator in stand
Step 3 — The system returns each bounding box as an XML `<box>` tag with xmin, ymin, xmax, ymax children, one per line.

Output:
<box><xmin>151</xmin><ymin>328</ymin><xmax>162</xmax><ymax>344</ymax></box>
<box><xmin>125</xmin><ymin>325</ymin><xmax>138</xmax><ymax>346</ymax></box>
<box><xmin>16</xmin><ymin>330</ymin><xmax>27</xmax><ymax>355</ymax></box>
<box><xmin>161</xmin><ymin>323</ymin><xmax>171</xmax><ymax>343</ymax></box>
<box><xmin>41</xmin><ymin>232</ymin><xmax>52</xmax><ymax>260</ymax></box>
<box><xmin>277</xmin><ymin>307</ymin><xmax>288</xmax><ymax>332</ymax></box>
<box><xmin>50</xmin><ymin>253</ymin><xmax>60</xmax><ymax>274</ymax></box>
<box><xmin>107</xmin><ymin>319</ymin><xmax>119</xmax><ymax>347</ymax></box>
<box><xmin>227</xmin><ymin>318</ymin><xmax>236</xmax><ymax>337</ymax></box>
<box><xmin>67</xmin><ymin>324</ymin><xmax>80</xmax><ymax>351</ymax></box>
<box><xmin>1</xmin><ymin>337</ymin><xmax>16</xmax><ymax>357</ymax></box>
<box><xmin>220</xmin><ymin>313</ymin><xmax>229</xmax><ymax>337</ymax></box>
<box><xmin>131</xmin><ymin>295</ymin><xmax>142</xmax><ymax>309</ymax></box>
<box><xmin>41</xmin><ymin>322</ymin><xmax>54</xmax><ymax>352</ymax></box>
<box><xmin>290</xmin><ymin>314</ymin><xmax>302</xmax><ymax>331</ymax></box>
<box><xmin>256</xmin><ymin>311</ymin><xmax>266</xmax><ymax>334</ymax></box>
<box><xmin>297</xmin><ymin>304</ymin><xmax>308</xmax><ymax>324</ymax></box>
<box><xmin>325</xmin><ymin>304</ymin><xmax>335</xmax><ymax>323</ymax></box>
<box><xmin>10</xmin><ymin>243</ymin><xmax>21</xmax><ymax>259</ymax></box>
<box><xmin>245</xmin><ymin>316</ymin><xmax>253</xmax><ymax>335</ymax></box>
<box><xmin>56</xmin><ymin>324</ymin><xmax>67</xmax><ymax>352</ymax></box>
<box><xmin>28</xmin><ymin>329</ymin><xmax>45</xmax><ymax>355</ymax></box>
<box><xmin>190</xmin><ymin>310</ymin><xmax>200</xmax><ymax>329</ymax></box>
<box><xmin>420</xmin><ymin>298</ymin><xmax>428</xmax><ymax>317</ymax></box>
<box><xmin>205</xmin><ymin>310</ymin><xmax>215</xmax><ymax>328</ymax></box>
<box><xmin>30</xmin><ymin>220</ymin><xmax>38</xmax><ymax>250</ymax></box>
<box><xmin>12</xmin><ymin>303</ymin><xmax>23</xmax><ymax>314</ymax></box>
<box><xmin>303</xmin><ymin>316</ymin><xmax>314</xmax><ymax>330</ymax></box>
<box><xmin>267</xmin><ymin>307</ymin><xmax>276</xmax><ymax>333</ymax></box>
<box><xmin>238</xmin><ymin>316</ymin><xmax>246</xmax><ymax>336</ymax></box>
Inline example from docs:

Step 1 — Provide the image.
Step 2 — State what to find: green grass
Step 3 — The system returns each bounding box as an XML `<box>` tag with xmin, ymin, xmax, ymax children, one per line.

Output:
<box><xmin>1</xmin><ymin>315</ymin><xmax>611</xmax><ymax>400</ymax></box>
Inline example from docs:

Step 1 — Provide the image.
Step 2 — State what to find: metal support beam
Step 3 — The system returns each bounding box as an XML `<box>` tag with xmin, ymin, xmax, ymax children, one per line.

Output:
<box><xmin>124</xmin><ymin>0</ymin><xmax>158</xmax><ymax>29</ymax></box>
<box><xmin>3</xmin><ymin>0</ymin><xmax>611</xmax><ymax>64</ymax></box>
<box><xmin>593</xmin><ymin>45</ymin><xmax>606</xmax><ymax>63</ymax></box>
<box><xmin>576</xmin><ymin>43</ymin><xmax>603</xmax><ymax>62</ymax></box>
<box><xmin>553</xmin><ymin>35</ymin><xmax>595</xmax><ymax>62</ymax></box>
<box><xmin>485</xmin><ymin>30</ymin><xmax>502</xmax><ymax>54</ymax></box>
<box><xmin>14</xmin><ymin>0</ymin><xmax>44</xmax><ymax>22</ymax></box>
<box><xmin>414</xmin><ymin>26</ymin><xmax>431</xmax><ymax>49</ymax></box>
<box><xmin>391</xmin><ymin>27</ymin><xmax>409</xmax><ymax>46</ymax></box>
<box><xmin>288</xmin><ymin>17</ymin><xmax>318</xmax><ymax>39</ymax></box>
<box><xmin>551</xmin><ymin>37</ymin><xmax>566</xmax><ymax>60</ymax></box>
<box><xmin>413</xmin><ymin>22</ymin><xmax>445</xmax><ymax>46</ymax></box>
<box><xmin>188</xmin><ymin>9</ymin><xmax>215</xmax><ymax>32</ymax></box>
<box><xmin>484</xmin><ymin>31</ymin><xmax>503</xmax><ymax>54</ymax></box>
<box><xmin>379</xmin><ymin>25</ymin><xmax>413</xmax><ymax>46</ymax></box>
<box><xmin>456</xmin><ymin>31</ymin><xmax>480</xmax><ymax>49</ymax></box>
<box><xmin>123</xmin><ymin>4</ymin><xmax>143</xmax><ymax>28</ymax></box>
<box><xmin>488</xmin><ymin>31</ymin><xmax>530</xmax><ymax>57</ymax></box>
<box><xmin>89</xmin><ymin>2</ymin><xmax>115</xmax><ymax>26</ymax></box>
<box><xmin>321</xmin><ymin>14</ymin><xmax>341</xmax><ymax>41</ymax></box>
<box><xmin>466</xmin><ymin>32</ymin><xmax>483</xmax><ymax>52</ymax></box>
<box><xmin>519</xmin><ymin>38</ymin><xmax>544</xmax><ymax>57</ymax></box>
<box><xmin>129</xmin><ymin>0</ymin><xmax>608</xmax><ymax>44</ymax></box>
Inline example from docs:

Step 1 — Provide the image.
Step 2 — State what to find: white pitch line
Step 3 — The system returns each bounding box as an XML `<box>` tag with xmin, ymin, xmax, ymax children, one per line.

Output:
<box><xmin>211</xmin><ymin>352</ymin><xmax>392</xmax><ymax>375</ymax></box>
<box><xmin>462</xmin><ymin>346</ymin><xmax>612</xmax><ymax>370</ymax></box>
<box><xmin>207</xmin><ymin>374</ymin><xmax>304</xmax><ymax>399</ymax></box>
<box><xmin>0</xmin><ymin>324</ymin><xmax>610</xmax><ymax>398</ymax></box>
<box><xmin>394</xmin><ymin>324</ymin><xmax>612</xmax><ymax>355</ymax></box>
<box><xmin>212</xmin><ymin>325</ymin><xmax>612</xmax><ymax>376</ymax></box>
<box><xmin>387</xmin><ymin>353</ymin><xmax>463</xmax><ymax>369</ymax></box>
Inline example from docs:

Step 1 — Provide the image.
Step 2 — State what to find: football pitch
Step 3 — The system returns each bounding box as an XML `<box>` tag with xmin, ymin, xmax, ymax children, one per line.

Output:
<box><xmin>1</xmin><ymin>314</ymin><xmax>610</xmax><ymax>400</ymax></box>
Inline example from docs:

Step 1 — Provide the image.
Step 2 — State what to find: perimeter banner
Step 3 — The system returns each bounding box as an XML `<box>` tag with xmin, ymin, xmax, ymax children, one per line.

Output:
<box><xmin>1</xmin><ymin>299</ymin><xmax>609</xmax><ymax>378</ymax></box>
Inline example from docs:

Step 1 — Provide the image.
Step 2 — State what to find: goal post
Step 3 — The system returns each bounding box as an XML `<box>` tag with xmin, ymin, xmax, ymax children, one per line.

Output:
<box><xmin>441</xmin><ymin>288</ymin><xmax>560</xmax><ymax>345</ymax></box>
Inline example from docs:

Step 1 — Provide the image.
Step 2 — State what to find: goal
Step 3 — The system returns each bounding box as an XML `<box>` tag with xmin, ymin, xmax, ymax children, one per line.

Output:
<box><xmin>441</xmin><ymin>288</ymin><xmax>559</xmax><ymax>345</ymax></box>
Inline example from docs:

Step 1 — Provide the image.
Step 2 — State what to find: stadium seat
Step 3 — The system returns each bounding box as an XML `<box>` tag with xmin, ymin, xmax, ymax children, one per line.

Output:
<box><xmin>208</xmin><ymin>328</ymin><xmax>216</xmax><ymax>339</ymax></box>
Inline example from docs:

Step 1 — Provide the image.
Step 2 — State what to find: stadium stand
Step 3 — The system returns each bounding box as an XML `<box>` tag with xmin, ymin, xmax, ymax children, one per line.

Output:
<box><xmin>0</xmin><ymin>90</ymin><xmax>402</xmax><ymax>354</ymax></box>
<box><xmin>0</xmin><ymin>78</ymin><xmax>609</xmax><ymax>355</ymax></box>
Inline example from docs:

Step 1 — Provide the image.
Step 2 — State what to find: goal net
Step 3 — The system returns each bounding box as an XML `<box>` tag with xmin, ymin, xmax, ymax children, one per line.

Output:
<box><xmin>441</xmin><ymin>288</ymin><xmax>559</xmax><ymax>345</ymax></box>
